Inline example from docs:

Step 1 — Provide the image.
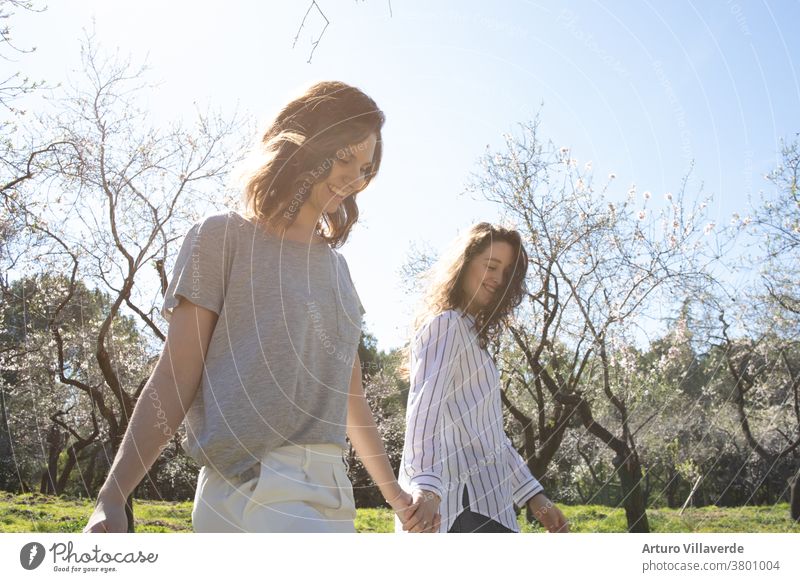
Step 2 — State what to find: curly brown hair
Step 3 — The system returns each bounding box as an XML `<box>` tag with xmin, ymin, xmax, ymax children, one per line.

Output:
<box><xmin>400</xmin><ymin>223</ymin><xmax>529</xmax><ymax>379</ymax></box>
<box><xmin>240</xmin><ymin>81</ymin><xmax>385</xmax><ymax>248</ymax></box>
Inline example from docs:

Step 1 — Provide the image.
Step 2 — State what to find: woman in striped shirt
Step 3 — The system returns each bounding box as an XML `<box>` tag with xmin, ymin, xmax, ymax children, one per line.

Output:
<box><xmin>396</xmin><ymin>223</ymin><xmax>569</xmax><ymax>533</ymax></box>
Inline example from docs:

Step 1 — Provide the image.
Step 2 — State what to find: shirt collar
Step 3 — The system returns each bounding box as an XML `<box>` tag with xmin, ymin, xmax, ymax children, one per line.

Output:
<box><xmin>459</xmin><ymin>309</ymin><xmax>477</xmax><ymax>324</ymax></box>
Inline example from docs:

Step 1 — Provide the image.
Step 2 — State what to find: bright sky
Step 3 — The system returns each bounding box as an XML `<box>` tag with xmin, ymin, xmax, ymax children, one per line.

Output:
<box><xmin>11</xmin><ymin>0</ymin><xmax>800</xmax><ymax>351</ymax></box>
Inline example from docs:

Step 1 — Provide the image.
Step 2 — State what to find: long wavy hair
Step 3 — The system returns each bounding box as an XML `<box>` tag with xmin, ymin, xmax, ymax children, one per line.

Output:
<box><xmin>400</xmin><ymin>223</ymin><xmax>529</xmax><ymax>379</ymax></box>
<box><xmin>240</xmin><ymin>81</ymin><xmax>385</xmax><ymax>248</ymax></box>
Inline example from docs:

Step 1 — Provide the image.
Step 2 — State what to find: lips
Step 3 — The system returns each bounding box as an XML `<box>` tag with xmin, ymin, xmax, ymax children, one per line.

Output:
<box><xmin>483</xmin><ymin>284</ymin><xmax>497</xmax><ymax>293</ymax></box>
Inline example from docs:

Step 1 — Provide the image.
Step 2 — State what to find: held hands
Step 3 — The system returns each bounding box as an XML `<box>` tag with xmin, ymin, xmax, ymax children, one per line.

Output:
<box><xmin>387</xmin><ymin>488</ymin><xmax>415</xmax><ymax>523</ymax></box>
<box><xmin>83</xmin><ymin>497</ymin><xmax>128</xmax><ymax>533</ymax></box>
<box><xmin>527</xmin><ymin>492</ymin><xmax>570</xmax><ymax>533</ymax></box>
<box><xmin>400</xmin><ymin>488</ymin><xmax>441</xmax><ymax>533</ymax></box>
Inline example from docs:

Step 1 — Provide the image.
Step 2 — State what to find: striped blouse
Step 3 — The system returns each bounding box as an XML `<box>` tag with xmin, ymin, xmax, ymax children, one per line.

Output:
<box><xmin>395</xmin><ymin>309</ymin><xmax>544</xmax><ymax>533</ymax></box>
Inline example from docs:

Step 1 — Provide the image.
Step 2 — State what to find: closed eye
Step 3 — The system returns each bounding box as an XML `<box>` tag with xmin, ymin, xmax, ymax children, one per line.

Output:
<box><xmin>338</xmin><ymin>156</ymin><xmax>371</xmax><ymax>172</ymax></box>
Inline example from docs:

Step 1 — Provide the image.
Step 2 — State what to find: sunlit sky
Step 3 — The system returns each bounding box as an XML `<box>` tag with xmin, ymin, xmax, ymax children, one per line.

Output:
<box><xmin>11</xmin><ymin>0</ymin><xmax>800</xmax><ymax>351</ymax></box>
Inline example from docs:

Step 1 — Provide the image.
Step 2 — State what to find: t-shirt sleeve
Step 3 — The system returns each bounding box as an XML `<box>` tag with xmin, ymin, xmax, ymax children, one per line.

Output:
<box><xmin>354</xmin><ymin>284</ymin><xmax>365</xmax><ymax>317</ymax></box>
<box><xmin>160</xmin><ymin>216</ymin><xmax>229</xmax><ymax>322</ymax></box>
<box><xmin>339</xmin><ymin>253</ymin><xmax>366</xmax><ymax>317</ymax></box>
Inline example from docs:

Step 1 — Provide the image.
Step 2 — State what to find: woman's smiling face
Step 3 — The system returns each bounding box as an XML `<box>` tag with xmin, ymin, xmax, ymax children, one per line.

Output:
<box><xmin>461</xmin><ymin>240</ymin><xmax>515</xmax><ymax>316</ymax></box>
<box><xmin>307</xmin><ymin>132</ymin><xmax>378</xmax><ymax>215</ymax></box>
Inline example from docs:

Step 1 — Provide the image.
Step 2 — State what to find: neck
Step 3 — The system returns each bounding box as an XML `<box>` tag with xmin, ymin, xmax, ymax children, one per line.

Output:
<box><xmin>462</xmin><ymin>303</ymin><xmax>480</xmax><ymax>318</ymax></box>
<box><xmin>264</xmin><ymin>205</ymin><xmax>325</xmax><ymax>243</ymax></box>
<box><xmin>290</xmin><ymin>205</ymin><xmax>323</xmax><ymax>238</ymax></box>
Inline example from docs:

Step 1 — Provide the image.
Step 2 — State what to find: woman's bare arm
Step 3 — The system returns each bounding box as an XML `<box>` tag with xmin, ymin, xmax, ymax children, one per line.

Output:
<box><xmin>345</xmin><ymin>353</ymin><xmax>418</xmax><ymax>524</ymax></box>
<box><xmin>84</xmin><ymin>298</ymin><xmax>218</xmax><ymax>532</ymax></box>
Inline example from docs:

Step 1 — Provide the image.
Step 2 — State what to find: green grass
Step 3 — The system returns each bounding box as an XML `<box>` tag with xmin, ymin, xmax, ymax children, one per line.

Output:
<box><xmin>354</xmin><ymin>507</ymin><xmax>396</xmax><ymax>533</ymax></box>
<box><xmin>517</xmin><ymin>503</ymin><xmax>800</xmax><ymax>533</ymax></box>
<box><xmin>0</xmin><ymin>491</ymin><xmax>193</xmax><ymax>533</ymax></box>
<box><xmin>1</xmin><ymin>491</ymin><xmax>798</xmax><ymax>533</ymax></box>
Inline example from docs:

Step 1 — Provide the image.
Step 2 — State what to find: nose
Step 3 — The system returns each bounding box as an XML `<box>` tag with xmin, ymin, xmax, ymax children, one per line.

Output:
<box><xmin>493</xmin><ymin>269</ymin><xmax>507</xmax><ymax>287</ymax></box>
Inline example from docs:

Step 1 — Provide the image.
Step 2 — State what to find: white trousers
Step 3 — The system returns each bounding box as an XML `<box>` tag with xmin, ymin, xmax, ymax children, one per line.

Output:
<box><xmin>192</xmin><ymin>443</ymin><xmax>357</xmax><ymax>533</ymax></box>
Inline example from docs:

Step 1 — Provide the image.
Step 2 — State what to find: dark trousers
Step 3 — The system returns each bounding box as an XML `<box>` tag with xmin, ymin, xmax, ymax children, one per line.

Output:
<box><xmin>447</xmin><ymin>485</ymin><xmax>515</xmax><ymax>533</ymax></box>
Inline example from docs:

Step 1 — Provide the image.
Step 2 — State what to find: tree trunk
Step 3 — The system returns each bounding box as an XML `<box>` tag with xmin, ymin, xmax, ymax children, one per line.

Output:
<box><xmin>790</xmin><ymin>471</ymin><xmax>800</xmax><ymax>522</ymax></box>
<box><xmin>39</xmin><ymin>470</ymin><xmax>48</xmax><ymax>494</ymax></box>
<box><xmin>126</xmin><ymin>494</ymin><xmax>135</xmax><ymax>532</ymax></box>
<box><xmin>83</xmin><ymin>447</ymin><xmax>98</xmax><ymax>496</ymax></box>
<box><xmin>666</xmin><ymin>467</ymin><xmax>679</xmax><ymax>508</ymax></box>
<box><xmin>613</xmin><ymin>451</ymin><xmax>650</xmax><ymax>533</ymax></box>
<box><xmin>0</xmin><ymin>389</ymin><xmax>13</xmax><ymax>492</ymax></box>
<box><xmin>55</xmin><ymin>445</ymin><xmax>80</xmax><ymax>495</ymax></box>
<box><xmin>41</xmin><ymin>423</ymin><xmax>63</xmax><ymax>495</ymax></box>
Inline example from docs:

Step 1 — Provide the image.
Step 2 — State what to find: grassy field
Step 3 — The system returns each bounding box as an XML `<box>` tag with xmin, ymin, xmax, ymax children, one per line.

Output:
<box><xmin>1</xmin><ymin>491</ymin><xmax>798</xmax><ymax>533</ymax></box>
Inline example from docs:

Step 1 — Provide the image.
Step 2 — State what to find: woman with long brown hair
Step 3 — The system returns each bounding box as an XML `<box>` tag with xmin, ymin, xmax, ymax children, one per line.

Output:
<box><xmin>396</xmin><ymin>223</ymin><xmax>569</xmax><ymax>533</ymax></box>
<box><xmin>83</xmin><ymin>81</ymin><xmax>417</xmax><ymax>532</ymax></box>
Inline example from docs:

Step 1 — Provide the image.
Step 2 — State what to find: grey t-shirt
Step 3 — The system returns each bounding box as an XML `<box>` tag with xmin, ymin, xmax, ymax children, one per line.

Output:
<box><xmin>160</xmin><ymin>210</ymin><xmax>365</xmax><ymax>480</ymax></box>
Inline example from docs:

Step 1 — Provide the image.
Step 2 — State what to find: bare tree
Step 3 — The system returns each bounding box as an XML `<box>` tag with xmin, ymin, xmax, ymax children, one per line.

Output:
<box><xmin>757</xmin><ymin>137</ymin><xmax>800</xmax><ymax>319</ymax></box>
<box><xmin>1</xmin><ymin>32</ymin><xmax>247</xmax><ymax>529</ymax></box>
<box><xmin>706</xmin><ymin>137</ymin><xmax>800</xmax><ymax>518</ymax></box>
<box><xmin>0</xmin><ymin>1</ymin><xmax>78</xmax><ymax>287</ymax></box>
<box><xmin>462</xmin><ymin>114</ymin><xmax>716</xmax><ymax>531</ymax></box>
<box><xmin>0</xmin><ymin>0</ymin><xmax>45</xmax><ymax>114</ymax></box>
<box><xmin>293</xmin><ymin>1</ymin><xmax>329</xmax><ymax>64</ymax></box>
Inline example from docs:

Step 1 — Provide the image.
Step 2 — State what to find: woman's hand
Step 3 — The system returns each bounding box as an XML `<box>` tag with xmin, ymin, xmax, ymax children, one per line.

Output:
<box><xmin>527</xmin><ymin>493</ymin><xmax>569</xmax><ymax>533</ymax></box>
<box><xmin>388</xmin><ymin>488</ymin><xmax>416</xmax><ymax>525</ymax></box>
<box><xmin>83</xmin><ymin>497</ymin><xmax>128</xmax><ymax>533</ymax></box>
<box><xmin>402</xmin><ymin>489</ymin><xmax>441</xmax><ymax>533</ymax></box>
